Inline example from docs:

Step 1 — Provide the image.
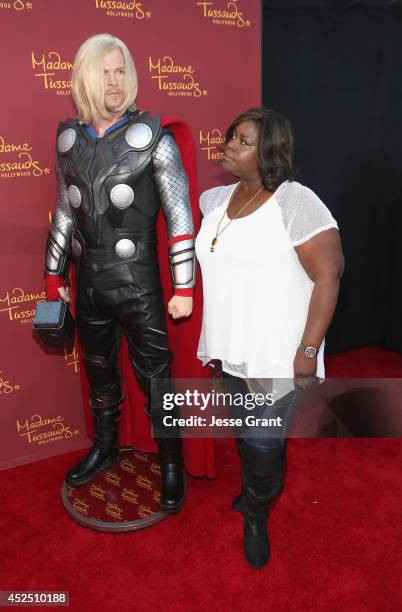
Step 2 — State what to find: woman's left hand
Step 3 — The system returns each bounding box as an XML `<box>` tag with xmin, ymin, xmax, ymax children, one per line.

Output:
<box><xmin>293</xmin><ymin>350</ymin><xmax>318</xmax><ymax>390</ymax></box>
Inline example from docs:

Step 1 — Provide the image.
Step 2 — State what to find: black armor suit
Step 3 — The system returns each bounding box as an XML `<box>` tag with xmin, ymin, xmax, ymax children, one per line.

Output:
<box><xmin>45</xmin><ymin>110</ymin><xmax>195</xmax><ymax>512</ymax></box>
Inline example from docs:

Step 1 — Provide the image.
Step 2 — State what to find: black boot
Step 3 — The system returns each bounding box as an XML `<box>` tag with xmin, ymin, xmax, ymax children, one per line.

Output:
<box><xmin>239</xmin><ymin>442</ymin><xmax>286</xmax><ymax>569</ymax></box>
<box><xmin>65</xmin><ymin>405</ymin><xmax>121</xmax><ymax>486</ymax></box>
<box><xmin>156</xmin><ymin>437</ymin><xmax>185</xmax><ymax>514</ymax></box>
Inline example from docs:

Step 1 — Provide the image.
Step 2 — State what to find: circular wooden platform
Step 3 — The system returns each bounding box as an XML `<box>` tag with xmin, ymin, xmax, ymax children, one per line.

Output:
<box><xmin>61</xmin><ymin>447</ymin><xmax>168</xmax><ymax>532</ymax></box>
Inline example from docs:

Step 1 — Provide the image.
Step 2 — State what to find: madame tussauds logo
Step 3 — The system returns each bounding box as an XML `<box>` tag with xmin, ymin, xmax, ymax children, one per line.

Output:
<box><xmin>148</xmin><ymin>56</ymin><xmax>207</xmax><ymax>98</ymax></box>
<box><xmin>0</xmin><ymin>287</ymin><xmax>46</xmax><ymax>324</ymax></box>
<box><xmin>64</xmin><ymin>346</ymin><xmax>80</xmax><ymax>374</ymax></box>
<box><xmin>0</xmin><ymin>1</ymin><xmax>33</xmax><ymax>12</ymax></box>
<box><xmin>16</xmin><ymin>414</ymin><xmax>79</xmax><ymax>445</ymax></box>
<box><xmin>196</xmin><ymin>0</ymin><xmax>251</xmax><ymax>27</ymax></box>
<box><xmin>0</xmin><ymin>136</ymin><xmax>49</xmax><ymax>179</ymax></box>
<box><xmin>94</xmin><ymin>0</ymin><xmax>151</xmax><ymax>19</ymax></box>
<box><xmin>199</xmin><ymin>128</ymin><xmax>225</xmax><ymax>161</ymax></box>
<box><xmin>0</xmin><ymin>370</ymin><xmax>21</xmax><ymax>395</ymax></box>
<box><xmin>31</xmin><ymin>51</ymin><xmax>72</xmax><ymax>95</ymax></box>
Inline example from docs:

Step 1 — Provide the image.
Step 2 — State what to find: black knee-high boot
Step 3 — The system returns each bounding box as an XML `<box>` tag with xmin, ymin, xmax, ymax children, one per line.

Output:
<box><xmin>145</xmin><ymin>376</ymin><xmax>185</xmax><ymax>514</ymax></box>
<box><xmin>155</xmin><ymin>437</ymin><xmax>185</xmax><ymax>513</ymax></box>
<box><xmin>235</xmin><ymin>442</ymin><xmax>286</xmax><ymax>568</ymax></box>
<box><xmin>65</xmin><ymin>404</ymin><xmax>121</xmax><ymax>486</ymax></box>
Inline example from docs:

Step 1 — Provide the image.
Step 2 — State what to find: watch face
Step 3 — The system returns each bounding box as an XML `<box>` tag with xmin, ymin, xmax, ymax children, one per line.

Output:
<box><xmin>305</xmin><ymin>346</ymin><xmax>317</xmax><ymax>358</ymax></box>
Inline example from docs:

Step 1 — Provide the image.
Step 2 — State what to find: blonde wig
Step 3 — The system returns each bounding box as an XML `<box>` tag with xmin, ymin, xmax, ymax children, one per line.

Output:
<box><xmin>71</xmin><ymin>33</ymin><xmax>138</xmax><ymax>124</ymax></box>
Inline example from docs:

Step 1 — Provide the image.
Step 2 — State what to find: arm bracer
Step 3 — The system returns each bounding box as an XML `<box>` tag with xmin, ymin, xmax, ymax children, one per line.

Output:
<box><xmin>153</xmin><ymin>133</ymin><xmax>196</xmax><ymax>291</ymax></box>
<box><xmin>45</xmin><ymin>161</ymin><xmax>74</xmax><ymax>276</ymax></box>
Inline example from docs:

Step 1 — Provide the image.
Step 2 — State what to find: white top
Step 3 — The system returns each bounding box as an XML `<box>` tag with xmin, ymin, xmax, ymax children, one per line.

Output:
<box><xmin>195</xmin><ymin>180</ymin><xmax>338</xmax><ymax>379</ymax></box>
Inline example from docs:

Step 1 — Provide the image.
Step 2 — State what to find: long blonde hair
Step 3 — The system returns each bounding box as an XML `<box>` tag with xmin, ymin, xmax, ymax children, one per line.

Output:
<box><xmin>71</xmin><ymin>33</ymin><xmax>138</xmax><ymax>124</ymax></box>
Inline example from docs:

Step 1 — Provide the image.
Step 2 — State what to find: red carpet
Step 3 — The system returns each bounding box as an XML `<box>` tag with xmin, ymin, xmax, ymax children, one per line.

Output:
<box><xmin>1</xmin><ymin>347</ymin><xmax>402</xmax><ymax>610</ymax></box>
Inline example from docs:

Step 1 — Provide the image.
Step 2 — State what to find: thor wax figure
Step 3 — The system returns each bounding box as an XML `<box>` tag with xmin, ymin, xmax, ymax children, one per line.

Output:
<box><xmin>44</xmin><ymin>33</ymin><xmax>196</xmax><ymax>513</ymax></box>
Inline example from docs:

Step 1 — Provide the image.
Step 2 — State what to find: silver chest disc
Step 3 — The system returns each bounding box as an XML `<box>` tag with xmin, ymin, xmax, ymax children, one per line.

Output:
<box><xmin>72</xmin><ymin>238</ymin><xmax>82</xmax><ymax>257</ymax></box>
<box><xmin>115</xmin><ymin>239</ymin><xmax>135</xmax><ymax>259</ymax></box>
<box><xmin>110</xmin><ymin>184</ymin><xmax>135</xmax><ymax>209</ymax></box>
<box><xmin>125</xmin><ymin>123</ymin><xmax>153</xmax><ymax>149</ymax></box>
<box><xmin>57</xmin><ymin>128</ymin><xmax>76</xmax><ymax>153</ymax></box>
<box><xmin>67</xmin><ymin>185</ymin><xmax>81</xmax><ymax>208</ymax></box>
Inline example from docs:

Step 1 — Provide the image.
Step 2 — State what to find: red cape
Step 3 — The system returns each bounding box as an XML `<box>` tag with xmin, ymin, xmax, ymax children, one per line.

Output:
<box><xmin>75</xmin><ymin>116</ymin><xmax>214</xmax><ymax>477</ymax></box>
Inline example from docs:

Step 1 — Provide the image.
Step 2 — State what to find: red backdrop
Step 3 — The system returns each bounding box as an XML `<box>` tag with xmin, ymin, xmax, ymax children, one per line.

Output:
<box><xmin>0</xmin><ymin>0</ymin><xmax>261</xmax><ymax>472</ymax></box>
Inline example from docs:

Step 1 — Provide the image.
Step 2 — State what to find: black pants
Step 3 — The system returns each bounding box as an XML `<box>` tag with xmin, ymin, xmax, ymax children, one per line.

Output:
<box><xmin>222</xmin><ymin>372</ymin><xmax>299</xmax><ymax>449</ymax></box>
<box><xmin>76</xmin><ymin>281</ymin><xmax>172</xmax><ymax>421</ymax></box>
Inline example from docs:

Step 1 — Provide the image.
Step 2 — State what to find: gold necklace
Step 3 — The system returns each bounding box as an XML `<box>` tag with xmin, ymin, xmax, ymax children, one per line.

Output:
<box><xmin>210</xmin><ymin>184</ymin><xmax>264</xmax><ymax>252</ymax></box>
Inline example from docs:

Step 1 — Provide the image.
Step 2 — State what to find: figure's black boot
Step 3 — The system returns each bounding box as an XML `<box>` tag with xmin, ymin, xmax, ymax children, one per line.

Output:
<box><xmin>65</xmin><ymin>405</ymin><xmax>121</xmax><ymax>486</ymax></box>
<box><xmin>240</xmin><ymin>442</ymin><xmax>286</xmax><ymax>569</ymax></box>
<box><xmin>156</xmin><ymin>437</ymin><xmax>185</xmax><ymax>514</ymax></box>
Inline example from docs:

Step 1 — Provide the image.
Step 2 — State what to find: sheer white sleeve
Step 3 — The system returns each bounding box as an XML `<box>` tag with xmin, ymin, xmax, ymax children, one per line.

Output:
<box><xmin>276</xmin><ymin>181</ymin><xmax>338</xmax><ymax>246</ymax></box>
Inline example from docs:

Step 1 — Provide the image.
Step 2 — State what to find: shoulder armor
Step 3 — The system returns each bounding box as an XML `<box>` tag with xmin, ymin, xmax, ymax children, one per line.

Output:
<box><xmin>56</xmin><ymin>118</ymin><xmax>79</xmax><ymax>154</ymax></box>
<box><xmin>125</xmin><ymin>111</ymin><xmax>161</xmax><ymax>151</ymax></box>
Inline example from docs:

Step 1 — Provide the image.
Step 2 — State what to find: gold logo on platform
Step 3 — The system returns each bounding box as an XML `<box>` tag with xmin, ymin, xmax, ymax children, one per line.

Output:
<box><xmin>153</xmin><ymin>490</ymin><xmax>161</xmax><ymax>504</ymax></box>
<box><xmin>150</xmin><ymin>462</ymin><xmax>161</xmax><ymax>476</ymax></box>
<box><xmin>64</xmin><ymin>346</ymin><xmax>80</xmax><ymax>374</ymax></box>
<box><xmin>0</xmin><ymin>287</ymin><xmax>46</xmax><ymax>325</ymax></box>
<box><xmin>136</xmin><ymin>475</ymin><xmax>153</xmax><ymax>491</ymax></box>
<box><xmin>105</xmin><ymin>471</ymin><xmax>122</xmax><ymax>487</ymax></box>
<box><xmin>0</xmin><ymin>370</ymin><xmax>21</xmax><ymax>395</ymax></box>
<box><xmin>66</xmin><ymin>486</ymin><xmax>74</xmax><ymax>497</ymax></box>
<box><xmin>16</xmin><ymin>414</ymin><xmax>79</xmax><ymax>446</ymax></box>
<box><xmin>105</xmin><ymin>502</ymin><xmax>123</xmax><ymax>520</ymax></box>
<box><xmin>94</xmin><ymin>0</ymin><xmax>151</xmax><ymax>19</ymax></box>
<box><xmin>138</xmin><ymin>504</ymin><xmax>153</xmax><ymax>518</ymax></box>
<box><xmin>73</xmin><ymin>498</ymin><xmax>90</xmax><ymax>515</ymax></box>
<box><xmin>121</xmin><ymin>488</ymin><xmax>139</xmax><ymax>504</ymax></box>
<box><xmin>196</xmin><ymin>0</ymin><xmax>251</xmax><ymax>27</ymax></box>
<box><xmin>148</xmin><ymin>56</ymin><xmax>207</xmax><ymax>98</ymax></box>
<box><xmin>0</xmin><ymin>136</ymin><xmax>49</xmax><ymax>179</ymax></box>
<box><xmin>0</xmin><ymin>1</ymin><xmax>33</xmax><ymax>12</ymax></box>
<box><xmin>121</xmin><ymin>457</ymin><xmax>136</xmax><ymax>474</ymax></box>
<box><xmin>133</xmin><ymin>452</ymin><xmax>150</xmax><ymax>463</ymax></box>
<box><xmin>199</xmin><ymin>128</ymin><xmax>225</xmax><ymax>162</ymax></box>
<box><xmin>31</xmin><ymin>51</ymin><xmax>72</xmax><ymax>95</ymax></box>
<box><xmin>89</xmin><ymin>484</ymin><xmax>107</xmax><ymax>500</ymax></box>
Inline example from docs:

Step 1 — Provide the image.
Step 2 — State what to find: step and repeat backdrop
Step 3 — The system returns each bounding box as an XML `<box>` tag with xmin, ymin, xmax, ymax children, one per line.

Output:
<box><xmin>0</xmin><ymin>0</ymin><xmax>261</xmax><ymax>471</ymax></box>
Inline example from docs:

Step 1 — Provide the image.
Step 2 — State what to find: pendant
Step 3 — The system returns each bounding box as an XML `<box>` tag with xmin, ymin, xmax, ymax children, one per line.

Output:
<box><xmin>210</xmin><ymin>237</ymin><xmax>218</xmax><ymax>253</ymax></box>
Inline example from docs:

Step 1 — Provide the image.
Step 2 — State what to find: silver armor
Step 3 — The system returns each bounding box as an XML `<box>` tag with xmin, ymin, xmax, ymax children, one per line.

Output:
<box><xmin>45</xmin><ymin>162</ymin><xmax>74</xmax><ymax>275</ymax></box>
<box><xmin>67</xmin><ymin>185</ymin><xmax>81</xmax><ymax>208</ymax></box>
<box><xmin>168</xmin><ymin>238</ymin><xmax>196</xmax><ymax>290</ymax></box>
<box><xmin>45</xmin><ymin>114</ymin><xmax>196</xmax><ymax>292</ymax></box>
<box><xmin>153</xmin><ymin>133</ymin><xmax>194</xmax><ymax>239</ymax></box>
<box><xmin>110</xmin><ymin>184</ymin><xmax>135</xmax><ymax>209</ymax></box>
<box><xmin>115</xmin><ymin>239</ymin><xmax>136</xmax><ymax>259</ymax></box>
<box><xmin>57</xmin><ymin>128</ymin><xmax>77</xmax><ymax>153</ymax></box>
<box><xmin>125</xmin><ymin>122</ymin><xmax>153</xmax><ymax>149</ymax></box>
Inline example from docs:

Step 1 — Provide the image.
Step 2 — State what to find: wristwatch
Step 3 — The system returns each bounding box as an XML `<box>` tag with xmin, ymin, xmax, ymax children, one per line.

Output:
<box><xmin>298</xmin><ymin>342</ymin><xmax>319</xmax><ymax>358</ymax></box>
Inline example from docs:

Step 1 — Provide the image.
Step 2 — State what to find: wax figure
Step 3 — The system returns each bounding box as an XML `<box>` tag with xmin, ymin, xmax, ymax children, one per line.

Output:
<box><xmin>44</xmin><ymin>34</ymin><xmax>196</xmax><ymax>513</ymax></box>
<box><xmin>196</xmin><ymin>108</ymin><xmax>345</xmax><ymax>566</ymax></box>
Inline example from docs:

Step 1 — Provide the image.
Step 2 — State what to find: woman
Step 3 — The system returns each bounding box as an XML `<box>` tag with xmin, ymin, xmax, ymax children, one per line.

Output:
<box><xmin>195</xmin><ymin>108</ymin><xmax>344</xmax><ymax>568</ymax></box>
